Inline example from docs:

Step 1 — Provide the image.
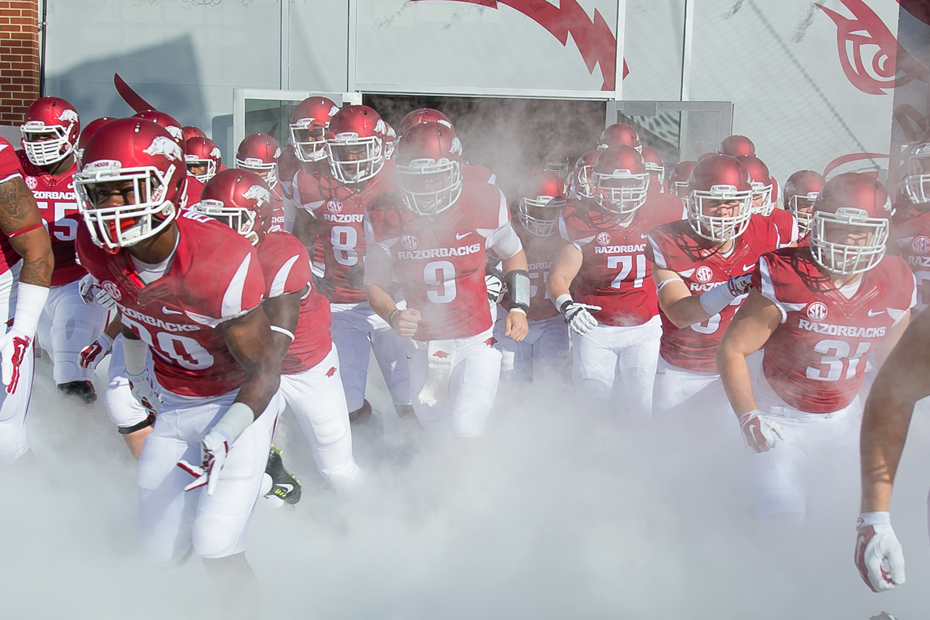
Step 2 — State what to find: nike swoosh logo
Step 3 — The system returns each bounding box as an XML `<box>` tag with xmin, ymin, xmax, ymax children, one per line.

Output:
<box><xmin>867</xmin><ymin>309</ymin><xmax>885</xmax><ymax>317</ymax></box>
<box><xmin>277</xmin><ymin>483</ymin><xmax>294</xmax><ymax>493</ymax></box>
<box><xmin>456</xmin><ymin>232</ymin><xmax>471</xmax><ymax>240</ymax></box>
<box><xmin>742</xmin><ymin>264</ymin><xmax>756</xmax><ymax>272</ymax></box>
<box><xmin>0</xmin><ymin>144</ymin><xmax>7</xmax><ymax>153</ymax></box>
<box><xmin>162</xmin><ymin>306</ymin><xmax>183</xmax><ymax>315</ymax></box>
<box><xmin>641</xmin><ymin>233</ymin><xmax>649</xmax><ymax>239</ymax></box>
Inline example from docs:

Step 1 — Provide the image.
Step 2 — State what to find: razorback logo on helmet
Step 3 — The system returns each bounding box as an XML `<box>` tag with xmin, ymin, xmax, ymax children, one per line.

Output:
<box><xmin>374</xmin><ymin>119</ymin><xmax>387</xmax><ymax>135</ymax></box>
<box><xmin>58</xmin><ymin>109</ymin><xmax>79</xmax><ymax>124</ymax></box>
<box><xmin>243</xmin><ymin>185</ymin><xmax>270</xmax><ymax>207</ymax></box>
<box><xmin>143</xmin><ymin>136</ymin><xmax>183</xmax><ymax>161</ymax></box>
<box><xmin>807</xmin><ymin>301</ymin><xmax>828</xmax><ymax>322</ymax></box>
<box><xmin>695</xmin><ymin>266</ymin><xmax>713</xmax><ymax>283</ymax></box>
<box><xmin>913</xmin><ymin>236</ymin><xmax>930</xmax><ymax>255</ymax></box>
<box><xmin>326</xmin><ymin>200</ymin><xmax>342</xmax><ymax>214</ymax></box>
<box><xmin>450</xmin><ymin>137</ymin><xmax>463</xmax><ymax>156</ymax></box>
<box><xmin>273</xmin><ymin>147</ymin><xmax>282</xmax><ymax>159</ymax></box>
<box><xmin>24</xmin><ymin>177</ymin><xmax>37</xmax><ymax>190</ymax></box>
<box><xmin>401</xmin><ymin>234</ymin><xmax>418</xmax><ymax>250</ymax></box>
<box><xmin>165</xmin><ymin>125</ymin><xmax>184</xmax><ymax>142</ymax></box>
<box><xmin>596</xmin><ymin>232</ymin><xmax>611</xmax><ymax>246</ymax></box>
<box><xmin>210</xmin><ymin>147</ymin><xmax>222</xmax><ymax>159</ymax></box>
<box><xmin>328</xmin><ymin>105</ymin><xmax>340</xmax><ymax>117</ymax></box>
<box><xmin>101</xmin><ymin>280</ymin><xmax>121</xmax><ymax>301</ymax></box>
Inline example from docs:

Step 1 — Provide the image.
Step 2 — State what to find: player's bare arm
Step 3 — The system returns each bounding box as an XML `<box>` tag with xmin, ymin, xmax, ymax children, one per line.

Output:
<box><xmin>366</xmin><ymin>282</ymin><xmax>420</xmax><ymax>338</ymax></box>
<box><xmin>653</xmin><ymin>266</ymin><xmax>716</xmax><ymax>328</ymax></box>
<box><xmin>501</xmin><ymin>248</ymin><xmax>529</xmax><ymax>341</ymax></box>
<box><xmin>546</xmin><ymin>240</ymin><xmax>582</xmax><ymax>302</ymax></box>
<box><xmin>292</xmin><ymin>208</ymin><xmax>319</xmax><ymax>252</ymax></box>
<box><xmin>261</xmin><ymin>285</ymin><xmax>307</xmax><ymax>360</ymax></box>
<box><xmin>717</xmin><ymin>289</ymin><xmax>781</xmax><ymax>416</ymax></box>
<box><xmin>874</xmin><ymin>310</ymin><xmax>910</xmax><ymax>369</ymax></box>
<box><xmin>222</xmin><ymin>306</ymin><xmax>281</xmax><ymax>418</ymax></box>
<box><xmin>0</xmin><ymin>175</ymin><xmax>53</xmax><ymax>287</ymax></box>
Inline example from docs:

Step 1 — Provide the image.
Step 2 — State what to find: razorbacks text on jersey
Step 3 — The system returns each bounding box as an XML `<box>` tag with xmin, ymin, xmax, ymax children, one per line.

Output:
<box><xmin>560</xmin><ymin>193</ymin><xmax>683</xmax><ymax>326</ymax></box>
<box><xmin>255</xmin><ymin>230</ymin><xmax>332</xmax><ymax>374</ymax></box>
<box><xmin>646</xmin><ymin>215</ymin><xmax>781</xmax><ymax>372</ymax></box>
<box><xmin>366</xmin><ymin>181</ymin><xmax>514</xmax><ymax>340</ymax></box>
<box><xmin>16</xmin><ymin>151</ymin><xmax>84</xmax><ymax>286</ymax></box>
<box><xmin>76</xmin><ymin>210</ymin><xmax>266</xmax><ymax>397</ymax></box>
<box><xmin>269</xmin><ymin>184</ymin><xmax>286</xmax><ymax>232</ymax></box>
<box><xmin>890</xmin><ymin>206</ymin><xmax>930</xmax><ymax>313</ymax></box>
<box><xmin>0</xmin><ymin>139</ymin><xmax>29</xmax><ymax>271</ymax></box>
<box><xmin>296</xmin><ymin>160</ymin><xmax>396</xmax><ymax>303</ymax></box>
<box><xmin>753</xmin><ymin>246</ymin><xmax>915</xmax><ymax>413</ymax></box>
<box><xmin>503</xmin><ymin>217</ymin><xmax>561</xmax><ymax>322</ymax></box>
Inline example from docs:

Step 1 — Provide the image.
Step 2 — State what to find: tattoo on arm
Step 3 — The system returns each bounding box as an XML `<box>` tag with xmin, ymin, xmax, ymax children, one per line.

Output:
<box><xmin>0</xmin><ymin>178</ymin><xmax>53</xmax><ymax>287</ymax></box>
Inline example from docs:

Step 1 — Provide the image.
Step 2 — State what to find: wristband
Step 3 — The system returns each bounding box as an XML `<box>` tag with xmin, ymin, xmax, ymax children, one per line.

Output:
<box><xmin>509</xmin><ymin>307</ymin><xmax>527</xmax><ymax>316</ymax></box>
<box><xmin>12</xmin><ymin>282</ymin><xmax>49</xmax><ymax>338</ymax></box>
<box><xmin>505</xmin><ymin>269</ymin><xmax>531</xmax><ymax>312</ymax></box>
<box><xmin>555</xmin><ymin>293</ymin><xmax>573</xmax><ymax>312</ymax></box>
<box><xmin>388</xmin><ymin>308</ymin><xmax>400</xmax><ymax>327</ymax></box>
<box><xmin>122</xmin><ymin>334</ymin><xmax>150</xmax><ymax>377</ymax></box>
<box><xmin>269</xmin><ymin>325</ymin><xmax>295</xmax><ymax>341</ymax></box>
<box><xmin>212</xmin><ymin>402</ymin><xmax>255</xmax><ymax>444</ymax></box>
<box><xmin>7</xmin><ymin>222</ymin><xmax>45</xmax><ymax>239</ymax></box>
<box><xmin>858</xmin><ymin>511</ymin><xmax>891</xmax><ymax>526</ymax></box>
<box><xmin>100</xmin><ymin>332</ymin><xmax>115</xmax><ymax>348</ymax></box>
<box><xmin>698</xmin><ymin>282</ymin><xmax>736</xmax><ymax>317</ymax></box>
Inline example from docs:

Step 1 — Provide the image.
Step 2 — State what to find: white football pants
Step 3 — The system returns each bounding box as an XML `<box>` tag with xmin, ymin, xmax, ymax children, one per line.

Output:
<box><xmin>408</xmin><ymin>329</ymin><xmax>502</xmax><ymax>439</ymax></box>
<box><xmin>496</xmin><ymin>313</ymin><xmax>570</xmax><ymax>384</ymax></box>
<box><xmin>103</xmin><ymin>334</ymin><xmax>155</xmax><ymax>431</ymax></box>
<box><xmin>330</xmin><ymin>301</ymin><xmax>410</xmax><ymax>411</ymax></box>
<box><xmin>571</xmin><ymin>315</ymin><xmax>661</xmax><ymax>418</ymax></box>
<box><xmin>0</xmin><ymin>263</ymin><xmax>37</xmax><ymax>463</ymax></box>
<box><xmin>137</xmin><ymin>388</ymin><xmax>280</xmax><ymax>565</ymax></box>
<box><xmin>278</xmin><ymin>347</ymin><xmax>361</xmax><ymax>491</ymax></box>
<box><xmin>36</xmin><ymin>279</ymin><xmax>108</xmax><ymax>384</ymax></box>
<box><xmin>652</xmin><ymin>354</ymin><xmax>735</xmax><ymax>430</ymax></box>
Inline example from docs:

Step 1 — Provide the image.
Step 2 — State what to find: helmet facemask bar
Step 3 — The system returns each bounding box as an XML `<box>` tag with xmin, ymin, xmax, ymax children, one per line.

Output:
<box><xmin>21</xmin><ymin>121</ymin><xmax>76</xmax><ymax>166</ymax></box>
<box><xmin>185</xmin><ymin>155</ymin><xmax>218</xmax><ymax>183</ymax></box>
<box><xmin>905</xmin><ymin>148</ymin><xmax>930</xmax><ymax>205</ymax></box>
<box><xmin>644</xmin><ymin>162</ymin><xmax>665</xmax><ymax>185</ymax></box>
<box><xmin>787</xmin><ymin>193</ymin><xmax>819</xmax><ymax>234</ymax></box>
<box><xmin>809</xmin><ymin>208</ymin><xmax>888</xmax><ymax>275</ymax></box>
<box><xmin>289</xmin><ymin>121</ymin><xmax>328</xmax><ymax>163</ymax></box>
<box><xmin>593</xmin><ymin>170</ymin><xmax>650</xmax><ymax>215</ymax></box>
<box><xmin>519</xmin><ymin>196</ymin><xmax>565</xmax><ymax>237</ymax></box>
<box><xmin>544</xmin><ymin>161</ymin><xmax>570</xmax><ymax>179</ymax></box>
<box><xmin>574</xmin><ymin>164</ymin><xmax>595</xmax><ymax>198</ymax></box>
<box><xmin>687</xmin><ymin>186</ymin><xmax>753</xmax><ymax>242</ymax></box>
<box><xmin>327</xmin><ymin>134</ymin><xmax>384</xmax><ymax>184</ymax></box>
<box><xmin>671</xmin><ymin>181</ymin><xmax>689</xmax><ymax>198</ymax></box>
<box><xmin>396</xmin><ymin>159</ymin><xmax>462</xmax><ymax>216</ymax></box>
<box><xmin>749</xmin><ymin>182</ymin><xmax>774</xmax><ymax>215</ymax></box>
<box><xmin>191</xmin><ymin>199</ymin><xmax>260</xmax><ymax>245</ymax></box>
<box><xmin>74</xmin><ymin>163</ymin><xmax>182</xmax><ymax>250</ymax></box>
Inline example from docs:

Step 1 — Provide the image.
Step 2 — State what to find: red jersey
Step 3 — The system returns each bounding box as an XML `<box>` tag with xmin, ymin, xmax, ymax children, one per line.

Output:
<box><xmin>269</xmin><ymin>185</ymin><xmax>286</xmax><ymax>233</ymax></box>
<box><xmin>890</xmin><ymin>206</ymin><xmax>930</xmax><ymax>313</ymax></box>
<box><xmin>754</xmin><ymin>247</ymin><xmax>914</xmax><ymax>413</ymax></box>
<box><xmin>765</xmin><ymin>207</ymin><xmax>799</xmax><ymax>248</ymax></box>
<box><xmin>560</xmin><ymin>194</ymin><xmax>682</xmax><ymax>326</ymax></box>
<box><xmin>76</xmin><ymin>210</ymin><xmax>266</xmax><ymax>397</ymax></box>
<box><xmin>186</xmin><ymin>174</ymin><xmax>204</xmax><ymax>205</ymax></box>
<box><xmin>295</xmin><ymin>160</ymin><xmax>397</xmax><ymax>303</ymax></box>
<box><xmin>646</xmin><ymin>215</ymin><xmax>781</xmax><ymax>372</ymax></box>
<box><xmin>16</xmin><ymin>151</ymin><xmax>83</xmax><ymax>286</ymax></box>
<box><xmin>464</xmin><ymin>164</ymin><xmax>497</xmax><ymax>185</ymax></box>
<box><xmin>504</xmin><ymin>218</ymin><xmax>561</xmax><ymax>321</ymax></box>
<box><xmin>0</xmin><ymin>140</ymin><xmax>26</xmax><ymax>274</ymax></box>
<box><xmin>367</xmin><ymin>181</ymin><xmax>514</xmax><ymax>340</ymax></box>
<box><xmin>256</xmin><ymin>231</ymin><xmax>332</xmax><ymax>374</ymax></box>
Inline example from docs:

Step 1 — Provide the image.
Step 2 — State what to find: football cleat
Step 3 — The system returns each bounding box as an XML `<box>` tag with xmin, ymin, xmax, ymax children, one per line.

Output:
<box><xmin>264</xmin><ymin>446</ymin><xmax>301</xmax><ymax>505</ymax></box>
<box><xmin>58</xmin><ymin>380</ymin><xmax>97</xmax><ymax>404</ymax></box>
<box><xmin>349</xmin><ymin>399</ymin><xmax>372</xmax><ymax>425</ymax></box>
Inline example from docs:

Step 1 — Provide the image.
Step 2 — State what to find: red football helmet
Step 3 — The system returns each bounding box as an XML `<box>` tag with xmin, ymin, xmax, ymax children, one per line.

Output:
<box><xmin>74</xmin><ymin>118</ymin><xmax>188</xmax><ymax>251</ymax></box>
<box><xmin>236</xmin><ymin>133</ymin><xmax>281</xmax><ymax>188</ymax></box>
<box><xmin>810</xmin><ymin>173</ymin><xmax>891</xmax><ymax>274</ymax></box>
<box><xmin>597</xmin><ymin>123</ymin><xmax>641</xmax><ymax>152</ymax></box>
<box><xmin>398</xmin><ymin>108</ymin><xmax>455</xmax><ymax>135</ymax></box>
<box><xmin>183</xmin><ymin>126</ymin><xmax>207</xmax><ymax>142</ymax></box>
<box><xmin>668</xmin><ymin>160</ymin><xmax>697</xmax><ymax>197</ymax></box>
<box><xmin>904</xmin><ymin>129</ymin><xmax>930</xmax><ymax>205</ymax></box>
<box><xmin>736</xmin><ymin>154</ymin><xmax>774</xmax><ymax>215</ymax></box>
<box><xmin>686</xmin><ymin>155</ymin><xmax>754</xmax><ymax>242</ymax></box>
<box><xmin>543</xmin><ymin>149</ymin><xmax>571</xmax><ymax>180</ymax></box>
<box><xmin>289</xmin><ymin>96</ymin><xmax>340</xmax><ymax>163</ymax></box>
<box><xmin>395</xmin><ymin>121</ymin><xmax>463</xmax><ymax>216</ymax></box>
<box><xmin>718</xmin><ymin>135</ymin><xmax>755</xmax><ymax>157</ymax></box>
<box><xmin>132</xmin><ymin>110</ymin><xmax>185</xmax><ymax>146</ymax></box>
<box><xmin>75</xmin><ymin>117</ymin><xmax>117</xmax><ymax>166</ymax></box>
<box><xmin>185</xmin><ymin>137</ymin><xmax>222</xmax><ymax>183</ymax></box>
<box><xmin>383</xmin><ymin>122</ymin><xmax>397</xmax><ymax>160</ymax></box>
<box><xmin>195</xmin><ymin>169</ymin><xmax>274</xmax><ymax>246</ymax></box>
<box><xmin>325</xmin><ymin>105</ymin><xmax>386</xmax><ymax>184</ymax></box>
<box><xmin>783</xmin><ymin>170</ymin><xmax>825</xmax><ymax>234</ymax></box>
<box><xmin>592</xmin><ymin>145</ymin><xmax>649</xmax><ymax>215</ymax></box>
<box><xmin>572</xmin><ymin>149</ymin><xmax>601</xmax><ymax>199</ymax></box>
<box><xmin>20</xmin><ymin>97</ymin><xmax>81</xmax><ymax>166</ymax></box>
<box><xmin>518</xmin><ymin>169</ymin><xmax>566</xmax><ymax>237</ymax></box>
<box><xmin>641</xmin><ymin>146</ymin><xmax>665</xmax><ymax>185</ymax></box>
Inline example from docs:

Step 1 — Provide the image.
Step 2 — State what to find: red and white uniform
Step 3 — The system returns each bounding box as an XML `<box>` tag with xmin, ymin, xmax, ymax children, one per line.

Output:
<box><xmin>464</xmin><ymin>163</ymin><xmax>497</xmax><ymax>185</ymax></box>
<box><xmin>765</xmin><ymin>207</ymin><xmax>799</xmax><ymax>249</ymax></box>
<box><xmin>495</xmin><ymin>218</ymin><xmax>567</xmax><ymax>384</ymax></box>
<box><xmin>269</xmin><ymin>184</ymin><xmax>286</xmax><ymax>233</ymax></box>
<box><xmin>17</xmin><ymin>151</ymin><xmax>108</xmax><ymax>385</ymax></box>
<box><xmin>256</xmin><ymin>231</ymin><xmax>360</xmax><ymax>490</ymax></box>
<box><xmin>76</xmin><ymin>211</ymin><xmax>279</xmax><ymax>564</ymax></box>
<box><xmin>295</xmin><ymin>162</ymin><xmax>409</xmax><ymax>411</ymax></box>
<box><xmin>186</xmin><ymin>173</ymin><xmax>204</xmax><ymax>205</ymax></box>
<box><xmin>366</xmin><ymin>181</ymin><xmax>522</xmax><ymax>437</ymax></box>
<box><xmin>560</xmin><ymin>194</ymin><xmax>682</xmax><ymax>414</ymax></box>
<box><xmin>747</xmin><ymin>247</ymin><xmax>915</xmax><ymax>523</ymax></box>
<box><xmin>890</xmin><ymin>206</ymin><xmax>930</xmax><ymax>313</ymax></box>
<box><xmin>0</xmin><ymin>139</ymin><xmax>37</xmax><ymax>462</ymax></box>
<box><xmin>646</xmin><ymin>215</ymin><xmax>781</xmax><ymax>416</ymax></box>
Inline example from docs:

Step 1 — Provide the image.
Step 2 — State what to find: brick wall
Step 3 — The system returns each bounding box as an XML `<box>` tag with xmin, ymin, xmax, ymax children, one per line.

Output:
<box><xmin>0</xmin><ymin>1</ymin><xmax>40</xmax><ymax>126</ymax></box>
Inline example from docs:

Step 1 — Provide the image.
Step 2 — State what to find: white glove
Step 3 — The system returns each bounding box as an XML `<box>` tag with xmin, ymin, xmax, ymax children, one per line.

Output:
<box><xmin>79</xmin><ymin>333</ymin><xmax>114</xmax><ymax>370</ymax></box>
<box><xmin>855</xmin><ymin>512</ymin><xmax>905</xmax><ymax>592</ymax></box>
<box><xmin>738</xmin><ymin>409</ymin><xmax>786</xmax><ymax>452</ymax></box>
<box><xmin>559</xmin><ymin>299</ymin><xmax>601</xmax><ymax>335</ymax></box>
<box><xmin>485</xmin><ymin>273</ymin><xmax>504</xmax><ymax>304</ymax></box>
<box><xmin>127</xmin><ymin>372</ymin><xmax>161</xmax><ymax>415</ymax></box>
<box><xmin>78</xmin><ymin>274</ymin><xmax>116</xmax><ymax>310</ymax></box>
<box><xmin>178</xmin><ymin>428</ymin><xmax>231</xmax><ymax>496</ymax></box>
<box><xmin>728</xmin><ymin>274</ymin><xmax>753</xmax><ymax>296</ymax></box>
<box><xmin>0</xmin><ymin>327</ymin><xmax>30</xmax><ymax>394</ymax></box>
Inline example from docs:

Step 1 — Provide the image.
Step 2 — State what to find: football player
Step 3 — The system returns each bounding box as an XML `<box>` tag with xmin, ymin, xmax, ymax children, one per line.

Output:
<box><xmin>196</xmin><ymin>169</ymin><xmax>361</xmax><ymax>494</ymax></box>
<box><xmin>717</xmin><ymin>173</ymin><xmax>913</xmax><ymax>528</ymax></box>
<box><xmin>782</xmin><ymin>170</ymin><xmax>824</xmax><ymax>247</ymax></box>
<box><xmin>645</xmin><ymin>155</ymin><xmax>781</xmax><ymax>420</ymax></box>
<box><xmin>548</xmin><ymin>146</ymin><xmax>683</xmax><ymax>417</ymax></box>
<box><xmin>75</xmin><ymin>116</ymin><xmax>116</xmax><ymax>166</ymax></box>
<box><xmin>641</xmin><ymin>146</ymin><xmax>666</xmax><ymax>194</ymax></box>
<box><xmin>17</xmin><ymin>97</ymin><xmax>108</xmax><ymax>403</ymax></box>
<box><xmin>74</xmin><ymin>118</ymin><xmax>281</xmax><ymax>616</ymax></box>
<box><xmin>718</xmin><ymin>135</ymin><xmax>755</xmax><ymax>157</ymax></box>
<box><xmin>0</xmin><ymin>135</ymin><xmax>53</xmax><ymax>463</ymax></box>
<box><xmin>294</xmin><ymin>105</ymin><xmax>412</xmax><ymax>422</ymax></box>
<box><xmin>235</xmin><ymin>133</ymin><xmax>286</xmax><ymax>231</ymax></box>
<box><xmin>185</xmin><ymin>136</ymin><xmax>222</xmax><ymax>184</ymax></box>
<box><xmin>890</xmin><ymin>134</ymin><xmax>930</xmax><ymax>315</ymax></box>
<box><xmin>736</xmin><ymin>154</ymin><xmax>797</xmax><ymax>248</ymax></box>
<box><xmin>597</xmin><ymin>123</ymin><xmax>641</xmax><ymax>152</ymax></box>
<box><xmin>667</xmin><ymin>160</ymin><xmax>697</xmax><ymax>200</ymax></box>
<box><xmin>568</xmin><ymin>149</ymin><xmax>599</xmax><ymax>200</ymax></box>
<box><xmin>365</xmin><ymin>121</ymin><xmax>529</xmax><ymax>438</ymax></box>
